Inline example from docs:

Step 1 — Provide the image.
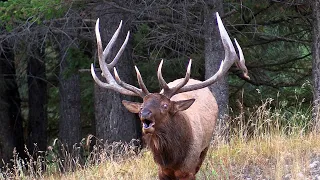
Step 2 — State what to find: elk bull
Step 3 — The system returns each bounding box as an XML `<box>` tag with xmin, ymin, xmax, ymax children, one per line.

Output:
<box><xmin>91</xmin><ymin>13</ymin><xmax>249</xmax><ymax>180</ymax></box>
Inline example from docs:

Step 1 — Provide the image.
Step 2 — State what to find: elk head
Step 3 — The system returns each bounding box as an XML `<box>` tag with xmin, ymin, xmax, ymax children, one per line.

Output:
<box><xmin>122</xmin><ymin>93</ymin><xmax>195</xmax><ymax>134</ymax></box>
<box><xmin>91</xmin><ymin>13</ymin><xmax>249</xmax><ymax>135</ymax></box>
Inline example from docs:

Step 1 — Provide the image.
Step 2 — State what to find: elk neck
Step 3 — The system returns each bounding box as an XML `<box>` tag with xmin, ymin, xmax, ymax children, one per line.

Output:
<box><xmin>144</xmin><ymin>111</ymin><xmax>193</xmax><ymax>168</ymax></box>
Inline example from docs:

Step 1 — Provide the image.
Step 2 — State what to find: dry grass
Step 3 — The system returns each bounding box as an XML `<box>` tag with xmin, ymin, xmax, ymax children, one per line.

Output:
<box><xmin>201</xmin><ymin>133</ymin><xmax>320</xmax><ymax>179</ymax></box>
<box><xmin>1</xmin><ymin>98</ymin><xmax>319</xmax><ymax>180</ymax></box>
<box><xmin>28</xmin><ymin>133</ymin><xmax>319</xmax><ymax>180</ymax></box>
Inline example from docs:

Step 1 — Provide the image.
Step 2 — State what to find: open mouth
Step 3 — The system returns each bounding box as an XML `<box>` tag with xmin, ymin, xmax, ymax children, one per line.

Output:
<box><xmin>142</xmin><ymin>119</ymin><xmax>155</xmax><ymax>129</ymax></box>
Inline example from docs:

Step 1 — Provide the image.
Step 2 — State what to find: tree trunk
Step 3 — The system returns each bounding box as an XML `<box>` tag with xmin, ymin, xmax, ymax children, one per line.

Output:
<box><xmin>59</xmin><ymin>65</ymin><xmax>81</xmax><ymax>148</ymax></box>
<box><xmin>203</xmin><ymin>0</ymin><xmax>229</xmax><ymax>140</ymax></box>
<box><xmin>58</xmin><ymin>20</ymin><xmax>81</xmax><ymax>148</ymax></box>
<box><xmin>0</xmin><ymin>43</ymin><xmax>25</xmax><ymax>164</ymax></box>
<box><xmin>93</xmin><ymin>3</ymin><xmax>141</xmax><ymax>143</ymax></box>
<box><xmin>0</xmin><ymin>56</ymin><xmax>15</xmax><ymax>164</ymax></box>
<box><xmin>27</xmin><ymin>43</ymin><xmax>47</xmax><ymax>153</ymax></box>
<box><xmin>312</xmin><ymin>0</ymin><xmax>320</xmax><ymax>133</ymax></box>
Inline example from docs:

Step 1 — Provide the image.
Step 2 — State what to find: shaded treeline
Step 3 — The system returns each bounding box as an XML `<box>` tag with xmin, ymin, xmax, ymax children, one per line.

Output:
<box><xmin>0</xmin><ymin>0</ymin><xmax>318</xmax><ymax>167</ymax></box>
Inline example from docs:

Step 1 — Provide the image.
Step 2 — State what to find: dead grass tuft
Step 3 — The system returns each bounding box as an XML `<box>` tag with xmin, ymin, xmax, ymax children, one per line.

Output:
<box><xmin>1</xmin><ymin>99</ymin><xmax>319</xmax><ymax>179</ymax></box>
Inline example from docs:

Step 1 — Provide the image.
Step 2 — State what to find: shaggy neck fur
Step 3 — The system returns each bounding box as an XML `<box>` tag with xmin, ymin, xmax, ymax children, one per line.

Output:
<box><xmin>144</xmin><ymin>112</ymin><xmax>193</xmax><ymax>169</ymax></box>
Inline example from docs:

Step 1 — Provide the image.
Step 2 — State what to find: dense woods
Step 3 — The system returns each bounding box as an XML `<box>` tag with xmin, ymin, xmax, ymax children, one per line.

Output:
<box><xmin>0</xmin><ymin>0</ymin><xmax>317</xmax><ymax>169</ymax></box>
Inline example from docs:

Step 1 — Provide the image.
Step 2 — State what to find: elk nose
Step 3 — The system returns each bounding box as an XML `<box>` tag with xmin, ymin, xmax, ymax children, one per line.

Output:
<box><xmin>140</xmin><ymin>109</ymin><xmax>152</xmax><ymax>119</ymax></box>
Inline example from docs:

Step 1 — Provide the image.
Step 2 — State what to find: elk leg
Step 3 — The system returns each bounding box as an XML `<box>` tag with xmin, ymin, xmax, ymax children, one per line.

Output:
<box><xmin>195</xmin><ymin>147</ymin><xmax>209</xmax><ymax>173</ymax></box>
<box><xmin>158</xmin><ymin>167</ymin><xmax>177</xmax><ymax>180</ymax></box>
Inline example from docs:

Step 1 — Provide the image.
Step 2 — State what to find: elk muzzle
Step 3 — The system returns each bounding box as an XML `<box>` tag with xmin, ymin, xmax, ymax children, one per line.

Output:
<box><xmin>139</xmin><ymin>108</ymin><xmax>155</xmax><ymax>133</ymax></box>
<box><xmin>140</xmin><ymin>109</ymin><xmax>152</xmax><ymax>119</ymax></box>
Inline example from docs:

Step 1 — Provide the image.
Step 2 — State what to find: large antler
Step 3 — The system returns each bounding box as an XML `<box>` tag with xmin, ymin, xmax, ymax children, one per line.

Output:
<box><xmin>158</xmin><ymin>12</ymin><xmax>249</xmax><ymax>98</ymax></box>
<box><xmin>91</xmin><ymin>19</ymin><xmax>149</xmax><ymax>98</ymax></box>
<box><xmin>157</xmin><ymin>59</ymin><xmax>192</xmax><ymax>98</ymax></box>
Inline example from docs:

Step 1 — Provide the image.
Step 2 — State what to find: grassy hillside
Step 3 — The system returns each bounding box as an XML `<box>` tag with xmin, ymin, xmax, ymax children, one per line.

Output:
<box><xmin>38</xmin><ymin>134</ymin><xmax>319</xmax><ymax>180</ymax></box>
<box><xmin>1</xmin><ymin>99</ymin><xmax>319</xmax><ymax>179</ymax></box>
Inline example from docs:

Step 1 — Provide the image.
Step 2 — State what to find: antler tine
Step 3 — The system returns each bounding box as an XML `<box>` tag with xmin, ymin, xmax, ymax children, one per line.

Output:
<box><xmin>91</xmin><ymin>64</ymin><xmax>137</xmax><ymax>96</ymax></box>
<box><xmin>91</xmin><ymin>63</ymin><xmax>109</xmax><ymax>88</ymax></box>
<box><xmin>95</xmin><ymin>18</ymin><xmax>120</xmax><ymax>82</ymax></box>
<box><xmin>174</xmin><ymin>12</ymin><xmax>249</xmax><ymax>94</ymax></box>
<box><xmin>97</xmin><ymin>19</ymin><xmax>128</xmax><ymax>72</ymax></box>
<box><xmin>215</xmin><ymin>12</ymin><xmax>237</xmax><ymax>73</ymax></box>
<box><xmin>95</xmin><ymin>19</ymin><xmax>109</xmax><ymax>81</ymax></box>
<box><xmin>234</xmin><ymin>38</ymin><xmax>250</xmax><ymax>79</ymax></box>
<box><xmin>135</xmin><ymin>66</ymin><xmax>150</xmax><ymax>95</ymax></box>
<box><xmin>157</xmin><ymin>59</ymin><xmax>170</xmax><ymax>90</ymax></box>
<box><xmin>102</xmin><ymin>20</ymin><xmax>122</xmax><ymax>67</ymax></box>
<box><xmin>107</xmin><ymin>31</ymin><xmax>130</xmax><ymax>70</ymax></box>
<box><xmin>91</xmin><ymin>19</ymin><xmax>144</xmax><ymax>97</ymax></box>
<box><xmin>162</xmin><ymin>59</ymin><xmax>192</xmax><ymax>98</ymax></box>
<box><xmin>113</xmin><ymin>67</ymin><xmax>145</xmax><ymax>97</ymax></box>
<box><xmin>111</xmin><ymin>66</ymin><xmax>149</xmax><ymax>97</ymax></box>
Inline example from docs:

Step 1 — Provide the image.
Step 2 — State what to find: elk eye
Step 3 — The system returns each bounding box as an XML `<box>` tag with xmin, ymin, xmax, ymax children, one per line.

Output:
<box><xmin>162</xmin><ymin>104</ymin><xmax>168</xmax><ymax>109</ymax></box>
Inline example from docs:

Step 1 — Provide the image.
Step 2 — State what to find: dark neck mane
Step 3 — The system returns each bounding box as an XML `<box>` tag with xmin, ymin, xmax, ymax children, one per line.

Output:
<box><xmin>144</xmin><ymin>112</ymin><xmax>192</xmax><ymax>168</ymax></box>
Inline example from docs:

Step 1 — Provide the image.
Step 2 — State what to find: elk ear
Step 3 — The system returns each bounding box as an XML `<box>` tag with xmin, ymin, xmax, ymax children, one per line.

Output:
<box><xmin>122</xmin><ymin>100</ymin><xmax>141</xmax><ymax>114</ymax></box>
<box><xmin>172</xmin><ymin>98</ymin><xmax>195</xmax><ymax>114</ymax></box>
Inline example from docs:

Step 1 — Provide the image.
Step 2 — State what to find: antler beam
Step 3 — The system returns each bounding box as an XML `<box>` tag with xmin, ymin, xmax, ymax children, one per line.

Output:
<box><xmin>90</xmin><ymin>19</ymin><xmax>149</xmax><ymax>97</ymax></box>
<box><xmin>160</xmin><ymin>12</ymin><xmax>249</xmax><ymax>97</ymax></box>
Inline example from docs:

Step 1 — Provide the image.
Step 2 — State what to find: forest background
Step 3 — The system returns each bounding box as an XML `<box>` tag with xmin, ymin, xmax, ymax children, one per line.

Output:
<box><xmin>0</xmin><ymin>0</ymin><xmax>319</xmax><ymax>173</ymax></box>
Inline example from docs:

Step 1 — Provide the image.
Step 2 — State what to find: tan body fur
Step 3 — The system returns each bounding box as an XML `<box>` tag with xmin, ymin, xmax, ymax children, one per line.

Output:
<box><xmin>168</xmin><ymin>79</ymin><xmax>218</xmax><ymax>173</ymax></box>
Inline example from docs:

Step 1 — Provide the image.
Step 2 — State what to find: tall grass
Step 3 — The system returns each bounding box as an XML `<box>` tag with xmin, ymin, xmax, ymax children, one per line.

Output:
<box><xmin>229</xmin><ymin>97</ymin><xmax>311</xmax><ymax>139</ymax></box>
<box><xmin>1</xmin><ymin>98</ymin><xmax>318</xmax><ymax>180</ymax></box>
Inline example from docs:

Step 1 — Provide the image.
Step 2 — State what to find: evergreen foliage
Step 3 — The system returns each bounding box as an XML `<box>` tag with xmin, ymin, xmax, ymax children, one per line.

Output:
<box><xmin>0</xmin><ymin>0</ymin><xmax>315</xmax><ymax>167</ymax></box>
